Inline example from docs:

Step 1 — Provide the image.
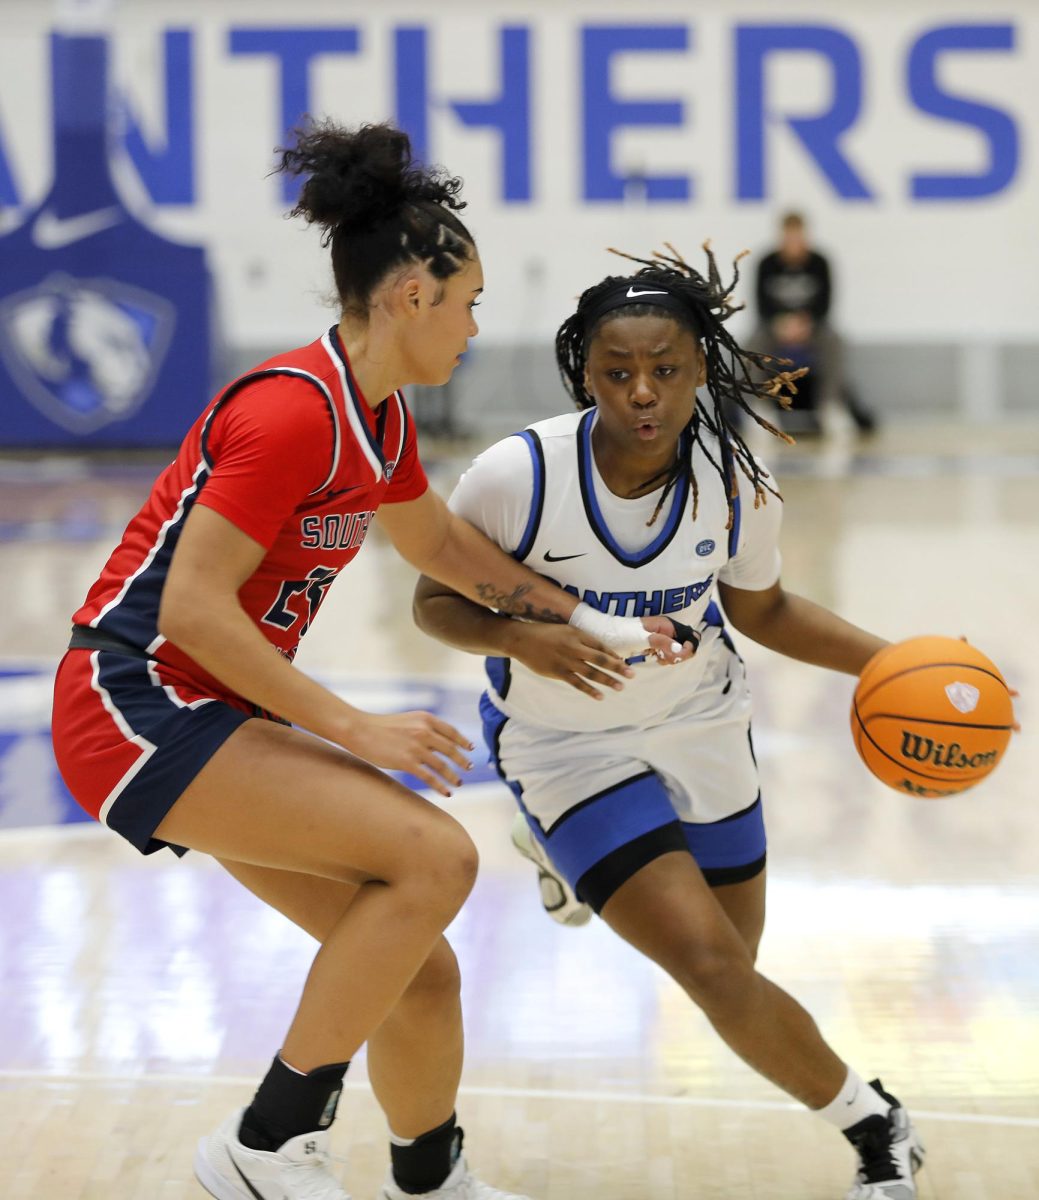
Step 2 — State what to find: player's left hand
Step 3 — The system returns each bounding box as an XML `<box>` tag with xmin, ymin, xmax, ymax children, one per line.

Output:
<box><xmin>640</xmin><ymin>616</ymin><xmax>699</xmax><ymax>665</ymax></box>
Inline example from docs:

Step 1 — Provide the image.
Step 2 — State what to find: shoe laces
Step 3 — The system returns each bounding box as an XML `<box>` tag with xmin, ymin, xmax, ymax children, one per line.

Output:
<box><xmin>283</xmin><ymin>1147</ymin><xmax>351</xmax><ymax>1199</ymax></box>
<box><xmin>848</xmin><ymin>1115</ymin><xmax>901</xmax><ymax>1185</ymax></box>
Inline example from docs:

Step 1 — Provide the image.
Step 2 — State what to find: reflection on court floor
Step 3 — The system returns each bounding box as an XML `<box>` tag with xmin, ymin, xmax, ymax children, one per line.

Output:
<box><xmin>0</xmin><ymin>427</ymin><xmax>1036</xmax><ymax>1199</ymax></box>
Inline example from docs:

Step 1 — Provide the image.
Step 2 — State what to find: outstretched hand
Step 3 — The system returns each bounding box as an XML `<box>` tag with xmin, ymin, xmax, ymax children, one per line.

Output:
<box><xmin>345</xmin><ymin>710</ymin><xmax>474</xmax><ymax>798</ymax></box>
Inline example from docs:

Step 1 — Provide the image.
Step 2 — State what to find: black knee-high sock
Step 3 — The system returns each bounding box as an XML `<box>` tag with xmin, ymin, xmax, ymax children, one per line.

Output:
<box><xmin>239</xmin><ymin>1055</ymin><xmax>350</xmax><ymax>1152</ymax></box>
<box><xmin>389</xmin><ymin>1114</ymin><xmax>462</xmax><ymax>1194</ymax></box>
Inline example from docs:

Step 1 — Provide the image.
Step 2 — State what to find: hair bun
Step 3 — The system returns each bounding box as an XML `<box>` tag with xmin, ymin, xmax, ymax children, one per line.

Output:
<box><xmin>281</xmin><ymin>120</ymin><xmax>465</xmax><ymax>238</ymax></box>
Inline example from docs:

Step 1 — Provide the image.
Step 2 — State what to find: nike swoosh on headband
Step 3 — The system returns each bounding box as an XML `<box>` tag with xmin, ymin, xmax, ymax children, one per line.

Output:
<box><xmin>625</xmin><ymin>287</ymin><xmax>670</xmax><ymax>298</ymax></box>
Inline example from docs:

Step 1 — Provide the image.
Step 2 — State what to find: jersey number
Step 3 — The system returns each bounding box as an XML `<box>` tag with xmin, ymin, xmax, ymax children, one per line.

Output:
<box><xmin>262</xmin><ymin>566</ymin><xmax>339</xmax><ymax>638</ymax></box>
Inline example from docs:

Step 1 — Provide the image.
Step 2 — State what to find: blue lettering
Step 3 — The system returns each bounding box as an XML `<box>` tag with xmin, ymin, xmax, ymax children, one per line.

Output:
<box><xmin>121</xmin><ymin>30</ymin><xmax>195</xmax><ymax>204</ymax></box>
<box><xmin>300</xmin><ymin>516</ymin><xmax>321</xmax><ymax>549</ymax></box>
<box><xmin>394</xmin><ymin>26</ymin><xmax>530</xmax><ymax>200</ymax></box>
<box><xmin>634</xmin><ymin>590</ymin><xmax>663</xmax><ymax>617</ymax></box>
<box><xmin>736</xmin><ymin>24</ymin><xmax>872</xmax><ymax>200</ymax></box>
<box><xmin>0</xmin><ymin>109</ymin><xmax>19</xmax><ymax>206</ymax></box>
<box><xmin>453</xmin><ymin>27</ymin><xmax>531</xmax><ymax>202</ymax></box>
<box><xmin>611</xmin><ymin>591</ymin><xmax>638</xmax><ymax>616</ymax></box>
<box><xmin>394</xmin><ymin>28</ymin><xmax>429</xmax><ymax>162</ymax></box>
<box><xmin>580</xmin><ymin>590</ymin><xmax>611</xmax><ymax>612</ymax></box>
<box><xmin>663</xmin><ymin>587</ymin><xmax>685</xmax><ymax>613</ymax></box>
<box><xmin>907</xmin><ymin>24</ymin><xmax>1019</xmax><ymax>200</ymax></box>
<box><xmin>684</xmin><ymin>577</ymin><xmax>712</xmax><ymax>605</ymax></box>
<box><xmin>229</xmin><ymin>27</ymin><xmax>361</xmax><ymax>202</ymax></box>
<box><xmin>582</xmin><ymin>25</ymin><xmax>690</xmax><ymax>202</ymax></box>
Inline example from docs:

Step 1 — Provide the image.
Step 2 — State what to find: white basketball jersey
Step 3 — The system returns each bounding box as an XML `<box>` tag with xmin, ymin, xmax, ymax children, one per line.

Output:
<box><xmin>448</xmin><ymin>408</ymin><xmax>783</xmax><ymax>733</ymax></box>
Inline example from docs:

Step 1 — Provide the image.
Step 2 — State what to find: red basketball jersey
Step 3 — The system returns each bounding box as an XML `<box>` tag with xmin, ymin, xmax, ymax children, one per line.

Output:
<box><xmin>72</xmin><ymin>327</ymin><xmax>428</xmax><ymax>711</ymax></box>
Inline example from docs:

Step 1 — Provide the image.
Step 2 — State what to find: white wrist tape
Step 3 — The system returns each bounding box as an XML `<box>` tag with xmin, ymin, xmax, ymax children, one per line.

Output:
<box><xmin>569</xmin><ymin>601</ymin><xmax>650</xmax><ymax>656</ymax></box>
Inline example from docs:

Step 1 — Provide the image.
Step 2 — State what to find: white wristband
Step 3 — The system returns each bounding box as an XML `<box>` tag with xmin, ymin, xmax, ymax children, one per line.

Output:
<box><xmin>568</xmin><ymin>601</ymin><xmax>650</xmax><ymax>656</ymax></box>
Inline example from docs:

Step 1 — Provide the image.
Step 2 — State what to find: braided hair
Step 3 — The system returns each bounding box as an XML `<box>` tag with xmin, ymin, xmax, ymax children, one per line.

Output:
<box><xmin>280</xmin><ymin>120</ymin><xmax>475</xmax><ymax>315</ymax></box>
<box><xmin>555</xmin><ymin>242</ymin><xmax>805</xmax><ymax>530</ymax></box>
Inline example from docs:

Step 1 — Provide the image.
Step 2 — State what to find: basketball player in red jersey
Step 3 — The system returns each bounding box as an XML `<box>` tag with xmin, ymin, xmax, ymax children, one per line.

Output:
<box><xmin>51</xmin><ymin>122</ymin><xmax>684</xmax><ymax>1200</ymax></box>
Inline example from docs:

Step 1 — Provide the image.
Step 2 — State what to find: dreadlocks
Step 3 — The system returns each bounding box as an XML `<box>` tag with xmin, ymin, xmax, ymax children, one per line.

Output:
<box><xmin>554</xmin><ymin>241</ymin><xmax>805</xmax><ymax>531</ymax></box>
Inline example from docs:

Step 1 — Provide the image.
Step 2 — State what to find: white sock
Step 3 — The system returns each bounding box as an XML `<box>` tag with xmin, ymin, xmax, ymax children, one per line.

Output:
<box><xmin>814</xmin><ymin>1068</ymin><xmax>891</xmax><ymax>1130</ymax></box>
<box><xmin>388</xmin><ymin>1129</ymin><xmax>416</xmax><ymax>1147</ymax></box>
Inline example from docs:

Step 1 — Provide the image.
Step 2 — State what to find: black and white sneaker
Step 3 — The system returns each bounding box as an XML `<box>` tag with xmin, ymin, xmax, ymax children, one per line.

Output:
<box><xmin>843</xmin><ymin>1080</ymin><xmax>925</xmax><ymax>1200</ymax></box>
<box><xmin>510</xmin><ymin>812</ymin><xmax>591</xmax><ymax>927</ymax></box>
<box><xmin>195</xmin><ymin>1108</ymin><xmax>351</xmax><ymax>1199</ymax></box>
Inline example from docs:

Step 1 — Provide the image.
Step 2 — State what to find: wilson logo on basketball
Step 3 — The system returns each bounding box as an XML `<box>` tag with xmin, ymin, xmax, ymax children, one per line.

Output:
<box><xmin>899</xmin><ymin>732</ymin><xmax>998</xmax><ymax>770</ymax></box>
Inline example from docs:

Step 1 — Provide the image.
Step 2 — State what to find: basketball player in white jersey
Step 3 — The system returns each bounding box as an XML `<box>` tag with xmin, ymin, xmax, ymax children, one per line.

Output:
<box><xmin>414</xmin><ymin>245</ymin><xmax>925</xmax><ymax>1200</ymax></box>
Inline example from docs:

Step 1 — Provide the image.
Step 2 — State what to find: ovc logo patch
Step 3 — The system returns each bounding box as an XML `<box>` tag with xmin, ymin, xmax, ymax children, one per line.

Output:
<box><xmin>696</xmin><ymin>539</ymin><xmax>716</xmax><ymax>556</ymax></box>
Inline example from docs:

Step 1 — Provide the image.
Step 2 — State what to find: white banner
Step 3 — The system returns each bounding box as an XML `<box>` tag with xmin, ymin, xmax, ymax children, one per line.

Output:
<box><xmin>1</xmin><ymin>0</ymin><xmax>1035</xmax><ymax>346</ymax></box>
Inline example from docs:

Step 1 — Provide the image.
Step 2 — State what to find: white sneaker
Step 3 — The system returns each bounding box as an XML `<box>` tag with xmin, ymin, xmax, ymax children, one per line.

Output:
<box><xmin>510</xmin><ymin>811</ymin><xmax>591</xmax><ymax>927</ymax></box>
<box><xmin>378</xmin><ymin>1153</ymin><xmax>531</xmax><ymax>1199</ymax></box>
<box><xmin>195</xmin><ymin>1108</ymin><xmax>351</xmax><ymax>1200</ymax></box>
<box><xmin>844</xmin><ymin>1081</ymin><xmax>925</xmax><ymax>1200</ymax></box>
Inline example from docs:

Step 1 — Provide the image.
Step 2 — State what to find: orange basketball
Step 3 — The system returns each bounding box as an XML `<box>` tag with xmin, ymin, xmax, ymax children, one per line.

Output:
<box><xmin>851</xmin><ymin>636</ymin><xmax>1015</xmax><ymax>798</ymax></box>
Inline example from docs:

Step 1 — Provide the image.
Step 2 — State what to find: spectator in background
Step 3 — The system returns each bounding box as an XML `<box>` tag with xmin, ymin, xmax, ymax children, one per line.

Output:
<box><xmin>753</xmin><ymin>212</ymin><xmax>876</xmax><ymax>436</ymax></box>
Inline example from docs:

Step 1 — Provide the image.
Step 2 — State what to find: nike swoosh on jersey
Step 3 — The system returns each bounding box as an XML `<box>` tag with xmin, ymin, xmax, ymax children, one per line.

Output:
<box><xmin>32</xmin><ymin>206</ymin><xmax>124</xmax><ymax>250</ymax></box>
<box><xmin>324</xmin><ymin>484</ymin><xmax>365</xmax><ymax>500</ymax></box>
<box><xmin>543</xmin><ymin>550</ymin><xmax>587</xmax><ymax>562</ymax></box>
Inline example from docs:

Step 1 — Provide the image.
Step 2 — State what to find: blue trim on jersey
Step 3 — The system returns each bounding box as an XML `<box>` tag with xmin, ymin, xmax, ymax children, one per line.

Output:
<box><xmin>722</xmin><ymin>439</ymin><xmax>742</xmax><ymax>558</ymax></box>
<box><xmin>327</xmin><ymin>326</ymin><xmax>389</xmax><ymax>472</ymax></box>
<box><xmin>576</xmin><ymin>410</ymin><xmax>690</xmax><ymax>567</ymax></box>
<box><xmin>512</xmin><ymin>429</ymin><xmax>546</xmax><ymax>561</ymax></box>
<box><xmin>93</xmin><ymin>457</ymin><xmax>212</xmax><ymax>648</ymax></box>
<box><xmin>702</xmin><ymin>600</ymin><xmax>722</xmax><ymax>627</ymax></box>
<box><xmin>484</xmin><ymin>655</ymin><xmax>512</xmax><ymax>702</ymax></box>
<box><xmin>479</xmin><ymin>691</ymin><xmax>526</xmax><ymax>806</ymax></box>
<box><xmin>702</xmin><ymin>600</ymin><xmax>738</xmax><ymax>653</ymax></box>
<box><xmin>93</xmin><ymin>368</ymin><xmax>333</xmax><ymax>651</ymax></box>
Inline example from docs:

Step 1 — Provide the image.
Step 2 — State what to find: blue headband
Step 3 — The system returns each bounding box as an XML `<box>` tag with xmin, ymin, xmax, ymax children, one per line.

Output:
<box><xmin>581</xmin><ymin>280</ymin><xmax>694</xmax><ymax>337</ymax></box>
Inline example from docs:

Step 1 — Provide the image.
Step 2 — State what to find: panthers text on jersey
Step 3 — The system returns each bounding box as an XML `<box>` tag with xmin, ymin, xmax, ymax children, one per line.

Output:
<box><xmin>448</xmin><ymin>409</ymin><xmax>783</xmax><ymax>732</ymax></box>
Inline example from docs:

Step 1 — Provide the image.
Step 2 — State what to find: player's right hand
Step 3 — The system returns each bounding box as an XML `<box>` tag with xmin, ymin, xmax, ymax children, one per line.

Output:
<box><xmin>507</xmin><ymin>624</ymin><xmax>633</xmax><ymax>700</ymax></box>
<box><xmin>345</xmin><ymin>710</ymin><xmax>474</xmax><ymax>798</ymax></box>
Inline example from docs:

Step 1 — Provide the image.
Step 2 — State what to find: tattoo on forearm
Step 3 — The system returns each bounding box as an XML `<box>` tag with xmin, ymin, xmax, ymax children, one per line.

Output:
<box><xmin>474</xmin><ymin>582</ymin><xmax>566</xmax><ymax>623</ymax></box>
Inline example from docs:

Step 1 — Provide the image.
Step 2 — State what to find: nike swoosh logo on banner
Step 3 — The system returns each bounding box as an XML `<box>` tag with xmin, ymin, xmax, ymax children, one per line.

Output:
<box><xmin>625</xmin><ymin>286</ymin><xmax>669</xmax><ymax>298</ymax></box>
<box><xmin>32</xmin><ymin>206</ymin><xmax>123</xmax><ymax>249</ymax></box>
<box><xmin>543</xmin><ymin>551</ymin><xmax>586</xmax><ymax>562</ymax></box>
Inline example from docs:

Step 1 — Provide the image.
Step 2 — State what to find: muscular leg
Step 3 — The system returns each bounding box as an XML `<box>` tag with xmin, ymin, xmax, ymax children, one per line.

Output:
<box><xmin>600</xmin><ymin>852</ymin><xmax>845</xmax><ymax>1107</ymax></box>
<box><xmin>221</xmin><ymin>859</ymin><xmax>462</xmax><ymax>1138</ymax></box>
<box><xmin>155</xmin><ymin>718</ymin><xmax>478</xmax><ymax>1073</ymax></box>
<box><xmin>711</xmin><ymin>867</ymin><xmax>766</xmax><ymax>963</ymax></box>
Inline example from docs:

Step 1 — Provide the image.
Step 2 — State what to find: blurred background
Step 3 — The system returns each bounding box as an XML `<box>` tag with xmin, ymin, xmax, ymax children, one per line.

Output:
<box><xmin>2</xmin><ymin>0</ymin><xmax>1035</xmax><ymax>445</ymax></box>
<box><xmin>0</xmin><ymin>2</ymin><xmax>1036</xmax><ymax>1197</ymax></box>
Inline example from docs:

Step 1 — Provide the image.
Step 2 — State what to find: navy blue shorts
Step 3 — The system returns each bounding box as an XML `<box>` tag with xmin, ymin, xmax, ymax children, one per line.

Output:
<box><xmin>53</xmin><ymin>647</ymin><xmax>254</xmax><ymax>855</ymax></box>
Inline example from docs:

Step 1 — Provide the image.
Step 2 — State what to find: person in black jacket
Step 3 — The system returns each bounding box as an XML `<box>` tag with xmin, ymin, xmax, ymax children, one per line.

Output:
<box><xmin>753</xmin><ymin>212</ymin><xmax>876</xmax><ymax>435</ymax></box>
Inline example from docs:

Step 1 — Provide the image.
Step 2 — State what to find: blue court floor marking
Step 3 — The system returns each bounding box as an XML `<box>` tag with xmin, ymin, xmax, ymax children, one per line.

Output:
<box><xmin>0</xmin><ymin>662</ymin><xmax>496</xmax><ymax>831</ymax></box>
